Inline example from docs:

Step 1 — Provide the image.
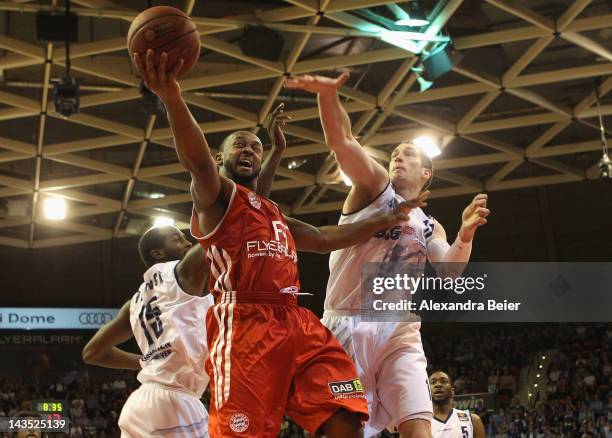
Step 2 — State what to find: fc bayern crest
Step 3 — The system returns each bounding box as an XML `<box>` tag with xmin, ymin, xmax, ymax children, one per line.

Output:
<box><xmin>248</xmin><ymin>191</ymin><xmax>261</xmax><ymax>209</ymax></box>
<box><xmin>229</xmin><ymin>412</ymin><xmax>250</xmax><ymax>433</ymax></box>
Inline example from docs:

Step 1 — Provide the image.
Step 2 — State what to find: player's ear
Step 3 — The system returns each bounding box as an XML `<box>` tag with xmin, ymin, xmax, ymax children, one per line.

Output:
<box><xmin>150</xmin><ymin>248</ymin><xmax>165</xmax><ymax>262</ymax></box>
<box><xmin>451</xmin><ymin>386</ymin><xmax>455</xmax><ymax>397</ymax></box>
<box><xmin>215</xmin><ymin>152</ymin><xmax>223</xmax><ymax>166</ymax></box>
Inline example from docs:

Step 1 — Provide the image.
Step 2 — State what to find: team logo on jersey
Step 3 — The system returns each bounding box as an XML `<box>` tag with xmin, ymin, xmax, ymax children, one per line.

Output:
<box><xmin>328</xmin><ymin>379</ymin><xmax>365</xmax><ymax>399</ymax></box>
<box><xmin>248</xmin><ymin>191</ymin><xmax>261</xmax><ymax>209</ymax></box>
<box><xmin>457</xmin><ymin>412</ymin><xmax>469</xmax><ymax>422</ymax></box>
<box><xmin>229</xmin><ymin>412</ymin><xmax>249</xmax><ymax>433</ymax></box>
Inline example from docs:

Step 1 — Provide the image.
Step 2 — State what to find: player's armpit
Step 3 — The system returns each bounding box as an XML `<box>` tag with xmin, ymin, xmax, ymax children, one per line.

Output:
<box><xmin>82</xmin><ymin>300</ymin><xmax>141</xmax><ymax>370</ymax></box>
<box><xmin>175</xmin><ymin>245</ymin><xmax>210</xmax><ymax>296</ymax></box>
<box><xmin>471</xmin><ymin>413</ymin><xmax>485</xmax><ymax>438</ymax></box>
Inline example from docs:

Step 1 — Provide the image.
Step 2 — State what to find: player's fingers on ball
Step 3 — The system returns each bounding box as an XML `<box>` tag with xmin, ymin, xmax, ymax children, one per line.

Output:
<box><xmin>170</xmin><ymin>59</ymin><xmax>184</xmax><ymax>79</ymax></box>
<box><xmin>145</xmin><ymin>49</ymin><xmax>156</xmax><ymax>75</ymax></box>
<box><xmin>133</xmin><ymin>53</ymin><xmax>146</xmax><ymax>76</ymax></box>
<box><xmin>159</xmin><ymin>52</ymin><xmax>168</xmax><ymax>80</ymax></box>
<box><xmin>478</xmin><ymin>207</ymin><xmax>490</xmax><ymax>217</ymax></box>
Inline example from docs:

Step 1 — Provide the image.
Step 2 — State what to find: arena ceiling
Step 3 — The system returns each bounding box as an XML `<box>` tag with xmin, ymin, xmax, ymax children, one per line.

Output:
<box><xmin>0</xmin><ymin>0</ymin><xmax>610</xmax><ymax>249</ymax></box>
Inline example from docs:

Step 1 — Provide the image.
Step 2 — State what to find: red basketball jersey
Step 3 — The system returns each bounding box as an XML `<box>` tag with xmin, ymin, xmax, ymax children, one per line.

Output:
<box><xmin>191</xmin><ymin>182</ymin><xmax>301</xmax><ymax>300</ymax></box>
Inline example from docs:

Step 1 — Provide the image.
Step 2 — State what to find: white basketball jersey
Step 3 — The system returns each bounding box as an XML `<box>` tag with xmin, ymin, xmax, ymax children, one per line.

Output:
<box><xmin>130</xmin><ymin>260</ymin><xmax>214</xmax><ymax>397</ymax></box>
<box><xmin>432</xmin><ymin>408</ymin><xmax>474</xmax><ymax>438</ymax></box>
<box><xmin>326</xmin><ymin>182</ymin><xmax>436</xmax><ymax>312</ymax></box>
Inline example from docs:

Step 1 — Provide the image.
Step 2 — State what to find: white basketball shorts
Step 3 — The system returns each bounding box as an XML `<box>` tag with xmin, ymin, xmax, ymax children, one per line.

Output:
<box><xmin>118</xmin><ymin>382</ymin><xmax>209</xmax><ymax>437</ymax></box>
<box><xmin>322</xmin><ymin>312</ymin><xmax>433</xmax><ymax>437</ymax></box>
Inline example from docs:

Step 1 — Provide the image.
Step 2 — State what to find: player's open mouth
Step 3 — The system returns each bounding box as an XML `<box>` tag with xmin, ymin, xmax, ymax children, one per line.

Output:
<box><xmin>237</xmin><ymin>159</ymin><xmax>253</xmax><ymax>169</ymax></box>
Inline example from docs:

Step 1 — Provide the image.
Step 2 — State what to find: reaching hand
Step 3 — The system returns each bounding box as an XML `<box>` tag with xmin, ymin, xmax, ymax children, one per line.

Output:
<box><xmin>284</xmin><ymin>72</ymin><xmax>350</xmax><ymax>94</ymax></box>
<box><xmin>133</xmin><ymin>49</ymin><xmax>184</xmax><ymax>102</ymax></box>
<box><xmin>388</xmin><ymin>191</ymin><xmax>430</xmax><ymax>225</ymax></box>
<box><xmin>266</xmin><ymin>103</ymin><xmax>291</xmax><ymax>151</ymax></box>
<box><xmin>458</xmin><ymin>194</ymin><xmax>490</xmax><ymax>242</ymax></box>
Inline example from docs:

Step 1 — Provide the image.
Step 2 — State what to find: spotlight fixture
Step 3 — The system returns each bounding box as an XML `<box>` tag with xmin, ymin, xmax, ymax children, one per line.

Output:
<box><xmin>44</xmin><ymin>197</ymin><xmax>67</xmax><ymax>220</ymax></box>
<box><xmin>393</xmin><ymin>2</ymin><xmax>430</xmax><ymax>27</ymax></box>
<box><xmin>54</xmin><ymin>77</ymin><xmax>80</xmax><ymax>118</ymax></box>
<box><xmin>287</xmin><ymin>159</ymin><xmax>307</xmax><ymax>170</ymax></box>
<box><xmin>421</xmin><ymin>43</ymin><xmax>463</xmax><ymax>82</ymax></box>
<box><xmin>599</xmin><ymin>153</ymin><xmax>611</xmax><ymax>180</ymax></box>
<box><xmin>594</xmin><ymin>80</ymin><xmax>611</xmax><ymax>180</ymax></box>
<box><xmin>53</xmin><ymin>1</ymin><xmax>79</xmax><ymax>118</ymax></box>
<box><xmin>411</xmin><ymin>64</ymin><xmax>433</xmax><ymax>92</ymax></box>
<box><xmin>139</xmin><ymin>81</ymin><xmax>166</xmax><ymax>117</ymax></box>
<box><xmin>154</xmin><ymin>216</ymin><xmax>175</xmax><ymax>227</ymax></box>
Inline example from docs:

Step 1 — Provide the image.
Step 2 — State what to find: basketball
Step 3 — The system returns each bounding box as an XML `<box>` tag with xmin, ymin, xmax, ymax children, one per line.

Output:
<box><xmin>127</xmin><ymin>6</ymin><xmax>200</xmax><ymax>77</ymax></box>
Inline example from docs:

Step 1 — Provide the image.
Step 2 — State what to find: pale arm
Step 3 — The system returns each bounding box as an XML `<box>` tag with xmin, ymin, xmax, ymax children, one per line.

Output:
<box><xmin>285</xmin><ymin>74</ymin><xmax>388</xmax><ymax>209</ymax></box>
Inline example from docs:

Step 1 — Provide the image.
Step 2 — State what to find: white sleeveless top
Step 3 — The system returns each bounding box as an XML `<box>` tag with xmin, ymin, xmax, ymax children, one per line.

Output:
<box><xmin>432</xmin><ymin>408</ymin><xmax>474</xmax><ymax>438</ymax></box>
<box><xmin>130</xmin><ymin>260</ymin><xmax>214</xmax><ymax>397</ymax></box>
<box><xmin>326</xmin><ymin>182</ymin><xmax>435</xmax><ymax>312</ymax></box>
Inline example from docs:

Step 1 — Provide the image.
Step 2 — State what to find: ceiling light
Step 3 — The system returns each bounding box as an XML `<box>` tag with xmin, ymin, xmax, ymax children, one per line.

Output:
<box><xmin>43</xmin><ymin>197</ymin><xmax>66</xmax><ymax>220</ymax></box>
<box><xmin>153</xmin><ymin>217</ymin><xmax>175</xmax><ymax>227</ymax></box>
<box><xmin>287</xmin><ymin>159</ymin><xmax>307</xmax><ymax>170</ymax></box>
<box><xmin>413</xmin><ymin>136</ymin><xmax>441</xmax><ymax>158</ymax></box>
<box><xmin>394</xmin><ymin>3</ymin><xmax>429</xmax><ymax>27</ymax></box>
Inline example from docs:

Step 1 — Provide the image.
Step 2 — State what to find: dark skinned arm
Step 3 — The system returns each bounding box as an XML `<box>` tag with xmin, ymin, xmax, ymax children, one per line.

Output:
<box><xmin>175</xmin><ymin>244</ymin><xmax>210</xmax><ymax>296</ymax></box>
<box><xmin>133</xmin><ymin>50</ymin><xmax>232</xmax><ymax>234</ymax></box>
<box><xmin>82</xmin><ymin>300</ymin><xmax>141</xmax><ymax>370</ymax></box>
<box><xmin>285</xmin><ymin>193</ymin><xmax>428</xmax><ymax>254</ymax></box>
<box><xmin>257</xmin><ymin>103</ymin><xmax>290</xmax><ymax>198</ymax></box>
<box><xmin>472</xmin><ymin>413</ymin><xmax>485</xmax><ymax>438</ymax></box>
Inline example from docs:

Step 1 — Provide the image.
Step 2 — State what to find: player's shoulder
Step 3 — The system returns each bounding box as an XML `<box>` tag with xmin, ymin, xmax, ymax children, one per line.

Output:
<box><xmin>340</xmin><ymin>180</ymin><xmax>392</xmax><ymax>223</ymax></box>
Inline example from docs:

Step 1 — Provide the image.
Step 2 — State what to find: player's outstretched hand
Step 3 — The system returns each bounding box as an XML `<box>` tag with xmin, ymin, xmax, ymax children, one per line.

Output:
<box><xmin>388</xmin><ymin>191</ymin><xmax>430</xmax><ymax>225</ymax></box>
<box><xmin>266</xmin><ymin>103</ymin><xmax>291</xmax><ymax>152</ymax></box>
<box><xmin>284</xmin><ymin>72</ymin><xmax>350</xmax><ymax>94</ymax></box>
<box><xmin>133</xmin><ymin>49</ymin><xmax>184</xmax><ymax>102</ymax></box>
<box><xmin>458</xmin><ymin>193</ymin><xmax>489</xmax><ymax>242</ymax></box>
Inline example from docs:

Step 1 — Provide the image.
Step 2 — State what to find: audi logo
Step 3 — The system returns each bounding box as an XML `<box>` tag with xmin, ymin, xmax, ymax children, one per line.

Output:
<box><xmin>78</xmin><ymin>312</ymin><xmax>114</xmax><ymax>325</ymax></box>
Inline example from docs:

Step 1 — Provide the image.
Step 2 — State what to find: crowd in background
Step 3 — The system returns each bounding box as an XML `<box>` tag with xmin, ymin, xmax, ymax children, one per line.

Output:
<box><xmin>0</xmin><ymin>324</ymin><xmax>610</xmax><ymax>437</ymax></box>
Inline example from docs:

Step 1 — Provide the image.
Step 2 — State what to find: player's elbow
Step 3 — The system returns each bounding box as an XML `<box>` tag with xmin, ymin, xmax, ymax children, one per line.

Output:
<box><xmin>82</xmin><ymin>342</ymin><xmax>101</xmax><ymax>365</ymax></box>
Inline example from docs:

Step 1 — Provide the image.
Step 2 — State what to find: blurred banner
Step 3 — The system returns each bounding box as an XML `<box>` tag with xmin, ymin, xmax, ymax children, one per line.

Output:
<box><xmin>0</xmin><ymin>308</ymin><xmax>119</xmax><ymax>330</ymax></box>
<box><xmin>454</xmin><ymin>392</ymin><xmax>499</xmax><ymax>412</ymax></box>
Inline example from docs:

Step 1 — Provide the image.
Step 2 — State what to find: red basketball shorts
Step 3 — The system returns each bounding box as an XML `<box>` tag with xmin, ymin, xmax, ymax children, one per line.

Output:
<box><xmin>205</xmin><ymin>291</ymin><xmax>368</xmax><ymax>437</ymax></box>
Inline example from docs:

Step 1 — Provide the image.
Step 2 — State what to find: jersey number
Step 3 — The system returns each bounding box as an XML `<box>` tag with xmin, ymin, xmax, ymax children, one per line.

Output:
<box><xmin>461</xmin><ymin>426</ymin><xmax>469</xmax><ymax>438</ymax></box>
<box><xmin>138</xmin><ymin>296</ymin><xmax>163</xmax><ymax>346</ymax></box>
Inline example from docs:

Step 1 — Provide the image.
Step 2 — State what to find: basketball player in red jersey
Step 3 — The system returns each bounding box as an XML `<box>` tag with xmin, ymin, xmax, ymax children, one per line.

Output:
<box><xmin>134</xmin><ymin>50</ymin><xmax>425</xmax><ymax>438</ymax></box>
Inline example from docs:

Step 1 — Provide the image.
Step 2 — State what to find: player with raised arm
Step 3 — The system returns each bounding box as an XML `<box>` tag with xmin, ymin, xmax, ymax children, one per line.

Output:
<box><xmin>81</xmin><ymin>106</ymin><xmax>290</xmax><ymax>438</ymax></box>
<box><xmin>429</xmin><ymin>371</ymin><xmax>485</xmax><ymax>438</ymax></box>
<box><xmin>285</xmin><ymin>73</ymin><xmax>490</xmax><ymax>438</ymax></box>
<box><xmin>132</xmin><ymin>49</ymin><xmax>426</xmax><ymax>438</ymax></box>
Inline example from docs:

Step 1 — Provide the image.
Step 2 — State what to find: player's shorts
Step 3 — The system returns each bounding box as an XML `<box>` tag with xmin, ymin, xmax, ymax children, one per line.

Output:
<box><xmin>322</xmin><ymin>311</ymin><xmax>433</xmax><ymax>437</ymax></box>
<box><xmin>206</xmin><ymin>291</ymin><xmax>369</xmax><ymax>438</ymax></box>
<box><xmin>118</xmin><ymin>382</ymin><xmax>209</xmax><ymax>437</ymax></box>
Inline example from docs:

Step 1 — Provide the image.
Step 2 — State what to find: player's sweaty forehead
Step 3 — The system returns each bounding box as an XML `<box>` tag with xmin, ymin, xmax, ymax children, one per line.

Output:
<box><xmin>229</xmin><ymin>131</ymin><xmax>262</xmax><ymax>148</ymax></box>
<box><xmin>429</xmin><ymin>372</ymin><xmax>450</xmax><ymax>384</ymax></box>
